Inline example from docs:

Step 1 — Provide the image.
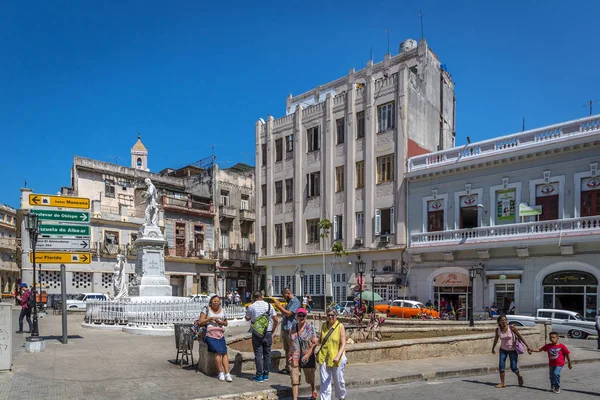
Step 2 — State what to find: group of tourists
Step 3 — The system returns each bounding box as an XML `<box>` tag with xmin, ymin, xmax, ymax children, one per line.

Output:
<box><xmin>196</xmin><ymin>288</ymin><xmax>346</xmax><ymax>400</ymax></box>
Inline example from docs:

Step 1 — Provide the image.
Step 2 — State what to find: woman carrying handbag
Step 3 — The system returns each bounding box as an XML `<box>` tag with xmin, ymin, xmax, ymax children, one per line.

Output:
<box><xmin>491</xmin><ymin>315</ymin><xmax>531</xmax><ymax>388</ymax></box>
<box><xmin>317</xmin><ymin>307</ymin><xmax>347</xmax><ymax>400</ymax></box>
<box><xmin>289</xmin><ymin>308</ymin><xmax>318</xmax><ymax>400</ymax></box>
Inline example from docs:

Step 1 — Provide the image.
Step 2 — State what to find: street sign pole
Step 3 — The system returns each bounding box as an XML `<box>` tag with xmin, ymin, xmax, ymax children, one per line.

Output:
<box><xmin>60</xmin><ymin>264</ymin><xmax>68</xmax><ymax>345</ymax></box>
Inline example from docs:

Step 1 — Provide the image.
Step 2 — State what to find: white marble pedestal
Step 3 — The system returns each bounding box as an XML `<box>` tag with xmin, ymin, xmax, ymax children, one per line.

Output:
<box><xmin>129</xmin><ymin>225</ymin><xmax>172</xmax><ymax>297</ymax></box>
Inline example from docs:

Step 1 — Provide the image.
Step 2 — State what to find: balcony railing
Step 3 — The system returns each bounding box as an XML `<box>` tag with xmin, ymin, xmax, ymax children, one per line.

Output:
<box><xmin>411</xmin><ymin>216</ymin><xmax>600</xmax><ymax>246</ymax></box>
<box><xmin>0</xmin><ymin>238</ymin><xmax>17</xmax><ymax>249</ymax></box>
<box><xmin>408</xmin><ymin>115</ymin><xmax>600</xmax><ymax>172</ymax></box>
<box><xmin>218</xmin><ymin>248</ymin><xmax>250</xmax><ymax>261</ymax></box>
<box><xmin>162</xmin><ymin>195</ymin><xmax>214</xmax><ymax>215</ymax></box>
<box><xmin>219</xmin><ymin>205</ymin><xmax>237</xmax><ymax>219</ymax></box>
<box><xmin>91</xmin><ymin>243</ymin><xmax>136</xmax><ymax>257</ymax></box>
<box><xmin>239</xmin><ymin>209</ymin><xmax>256</xmax><ymax>221</ymax></box>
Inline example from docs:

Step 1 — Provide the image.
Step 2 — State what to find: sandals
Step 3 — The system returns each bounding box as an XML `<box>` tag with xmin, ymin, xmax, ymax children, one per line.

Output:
<box><xmin>495</xmin><ymin>384</ymin><xmax>506</xmax><ymax>388</ymax></box>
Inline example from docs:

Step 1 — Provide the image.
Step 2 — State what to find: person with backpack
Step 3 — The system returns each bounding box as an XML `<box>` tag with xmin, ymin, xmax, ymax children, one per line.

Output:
<box><xmin>15</xmin><ymin>283</ymin><xmax>33</xmax><ymax>334</ymax></box>
<box><xmin>245</xmin><ymin>291</ymin><xmax>278</xmax><ymax>382</ymax></box>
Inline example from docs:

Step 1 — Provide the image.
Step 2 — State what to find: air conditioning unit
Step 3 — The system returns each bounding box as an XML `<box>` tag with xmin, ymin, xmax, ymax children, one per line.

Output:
<box><xmin>379</xmin><ymin>235</ymin><xmax>389</xmax><ymax>243</ymax></box>
<box><xmin>355</xmin><ymin>238</ymin><xmax>364</xmax><ymax>246</ymax></box>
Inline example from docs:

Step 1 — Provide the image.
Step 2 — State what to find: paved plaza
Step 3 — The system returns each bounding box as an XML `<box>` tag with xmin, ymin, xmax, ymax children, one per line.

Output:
<box><xmin>1</xmin><ymin>309</ymin><xmax>599</xmax><ymax>400</ymax></box>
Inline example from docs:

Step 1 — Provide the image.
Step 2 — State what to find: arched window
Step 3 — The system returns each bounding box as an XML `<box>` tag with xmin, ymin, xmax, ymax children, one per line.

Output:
<box><xmin>137</xmin><ymin>157</ymin><xmax>142</xmax><ymax>167</ymax></box>
<box><xmin>542</xmin><ymin>270</ymin><xmax>597</xmax><ymax>319</ymax></box>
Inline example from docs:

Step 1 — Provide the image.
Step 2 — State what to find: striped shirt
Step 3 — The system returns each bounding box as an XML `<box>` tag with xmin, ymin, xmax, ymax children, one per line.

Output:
<box><xmin>245</xmin><ymin>300</ymin><xmax>277</xmax><ymax>332</ymax></box>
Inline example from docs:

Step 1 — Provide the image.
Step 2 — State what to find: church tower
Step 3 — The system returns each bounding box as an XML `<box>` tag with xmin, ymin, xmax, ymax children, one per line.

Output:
<box><xmin>131</xmin><ymin>133</ymin><xmax>149</xmax><ymax>171</ymax></box>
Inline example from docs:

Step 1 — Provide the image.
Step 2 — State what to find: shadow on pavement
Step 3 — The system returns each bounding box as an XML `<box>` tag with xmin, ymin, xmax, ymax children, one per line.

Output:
<box><xmin>462</xmin><ymin>379</ymin><xmax>550</xmax><ymax>393</ymax></box>
<box><xmin>41</xmin><ymin>335</ymin><xmax>84</xmax><ymax>342</ymax></box>
<box><xmin>561</xmin><ymin>388</ymin><xmax>600</xmax><ymax>397</ymax></box>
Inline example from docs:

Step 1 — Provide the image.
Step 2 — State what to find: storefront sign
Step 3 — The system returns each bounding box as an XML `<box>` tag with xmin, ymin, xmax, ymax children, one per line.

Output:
<box><xmin>582</xmin><ymin>177</ymin><xmax>600</xmax><ymax>191</ymax></box>
<box><xmin>460</xmin><ymin>195</ymin><xmax>478</xmax><ymax>208</ymax></box>
<box><xmin>433</xmin><ymin>273</ymin><xmax>470</xmax><ymax>287</ymax></box>
<box><xmin>496</xmin><ymin>189</ymin><xmax>516</xmax><ymax>221</ymax></box>
<box><xmin>237</xmin><ymin>280</ymin><xmax>246</xmax><ymax>287</ymax></box>
<box><xmin>519</xmin><ymin>203</ymin><xmax>542</xmax><ymax>216</ymax></box>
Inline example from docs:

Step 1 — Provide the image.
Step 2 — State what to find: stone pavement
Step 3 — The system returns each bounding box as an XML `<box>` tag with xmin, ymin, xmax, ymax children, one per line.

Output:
<box><xmin>1</xmin><ymin>309</ymin><xmax>599</xmax><ymax>400</ymax></box>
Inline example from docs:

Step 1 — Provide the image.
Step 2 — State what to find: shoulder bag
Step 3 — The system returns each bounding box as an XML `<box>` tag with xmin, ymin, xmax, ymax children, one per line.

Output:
<box><xmin>315</xmin><ymin>321</ymin><xmax>340</xmax><ymax>357</ymax></box>
<box><xmin>296</xmin><ymin>322</ymin><xmax>316</xmax><ymax>368</ymax></box>
<box><xmin>511</xmin><ymin>327</ymin><xmax>525</xmax><ymax>354</ymax></box>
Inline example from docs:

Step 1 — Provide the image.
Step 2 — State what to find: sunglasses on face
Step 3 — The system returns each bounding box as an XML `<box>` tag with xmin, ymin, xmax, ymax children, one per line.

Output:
<box><xmin>297</xmin><ymin>314</ymin><xmax>307</xmax><ymax>318</ymax></box>
<box><xmin>327</xmin><ymin>314</ymin><xmax>336</xmax><ymax>317</ymax></box>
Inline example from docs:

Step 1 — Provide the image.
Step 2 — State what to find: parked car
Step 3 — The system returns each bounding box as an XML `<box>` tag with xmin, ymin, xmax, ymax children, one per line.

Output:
<box><xmin>506</xmin><ymin>308</ymin><xmax>597</xmax><ymax>339</ymax></box>
<box><xmin>66</xmin><ymin>293</ymin><xmax>109</xmax><ymax>310</ymax></box>
<box><xmin>336</xmin><ymin>301</ymin><xmax>355</xmax><ymax>315</ymax></box>
<box><xmin>188</xmin><ymin>294</ymin><xmax>210</xmax><ymax>303</ymax></box>
<box><xmin>243</xmin><ymin>296</ymin><xmax>287</xmax><ymax>309</ymax></box>
<box><xmin>374</xmin><ymin>299</ymin><xmax>440</xmax><ymax>319</ymax></box>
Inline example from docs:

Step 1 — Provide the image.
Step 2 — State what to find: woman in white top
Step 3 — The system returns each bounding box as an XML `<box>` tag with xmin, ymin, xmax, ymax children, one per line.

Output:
<box><xmin>199</xmin><ymin>294</ymin><xmax>232</xmax><ymax>382</ymax></box>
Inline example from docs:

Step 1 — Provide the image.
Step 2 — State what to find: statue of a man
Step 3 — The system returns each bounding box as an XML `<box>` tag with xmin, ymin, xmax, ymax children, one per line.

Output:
<box><xmin>113</xmin><ymin>253</ymin><xmax>129</xmax><ymax>299</ymax></box>
<box><xmin>142</xmin><ymin>178</ymin><xmax>159</xmax><ymax>226</ymax></box>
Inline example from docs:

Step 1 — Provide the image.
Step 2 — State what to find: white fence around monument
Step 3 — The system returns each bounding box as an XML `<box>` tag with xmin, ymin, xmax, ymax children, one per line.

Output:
<box><xmin>85</xmin><ymin>299</ymin><xmax>247</xmax><ymax>327</ymax></box>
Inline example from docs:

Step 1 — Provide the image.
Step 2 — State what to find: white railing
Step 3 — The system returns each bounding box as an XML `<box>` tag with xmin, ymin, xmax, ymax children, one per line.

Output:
<box><xmin>85</xmin><ymin>299</ymin><xmax>247</xmax><ymax>327</ymax></box>
<box><xmin>408</xmin><ymin>115</ymin><xmax>600</xmax><ymax>172</ymax></box>
<box><xmin>411</xmin><ymin>216</ymin><xmax>600</xmax><ymax>245</ymax></box>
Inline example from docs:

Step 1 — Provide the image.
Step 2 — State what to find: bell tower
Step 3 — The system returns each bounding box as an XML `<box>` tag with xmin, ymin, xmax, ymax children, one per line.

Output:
<box><xmin>131</xmin><ymin>133</ymin><xmax>149</xmax><ymax>171</ymax></box>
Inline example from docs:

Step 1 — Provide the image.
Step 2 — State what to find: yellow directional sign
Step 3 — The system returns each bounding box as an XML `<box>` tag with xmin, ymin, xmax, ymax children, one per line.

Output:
<box><xmin>29</xmin><ymin>194</ymin><xmax>90</xmax><ymax>210</ymax></box>
<box><xmin>30</xmin><ymin>252</ymin><xmax>91</xmax><ymax>264</ymax></box>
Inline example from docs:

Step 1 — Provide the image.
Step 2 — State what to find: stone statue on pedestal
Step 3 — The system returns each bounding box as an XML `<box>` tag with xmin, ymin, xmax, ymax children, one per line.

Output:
<box><xmin>113</xmin><ymin>253</ymin><xmax>129</xmax><ymax>299</ymax></box>
<box><xmin>142</xmin><ymin>178</ymin><xmax>159</xmax><ymax>227</ymax></box>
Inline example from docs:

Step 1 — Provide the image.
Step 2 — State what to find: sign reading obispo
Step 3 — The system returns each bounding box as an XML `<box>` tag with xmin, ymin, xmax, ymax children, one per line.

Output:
<box><xmin>30</xmin><ymin>252</ymin><xmax>91</xmax><ymax>264</ymax></box>
<box><xmin>31</xmin><ymin>209</ymin><xmax>90</xmax><ymax>223</ymax></box>
<box><xmin>29</xmin><ymin>194</ymin><xmax>90</xmax><ymax>209</ymax></box>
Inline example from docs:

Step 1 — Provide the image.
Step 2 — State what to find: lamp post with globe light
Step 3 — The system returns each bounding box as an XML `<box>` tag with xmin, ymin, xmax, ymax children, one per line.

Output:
<box><xmin>355</xmin><ymin>255</ymin><xmax>366</xmax><ymax>315</ymax></box>
<box><xmin>25</xmin><ymin>212</ymin><xmax>41</xmax><ymax>339</ymax></box>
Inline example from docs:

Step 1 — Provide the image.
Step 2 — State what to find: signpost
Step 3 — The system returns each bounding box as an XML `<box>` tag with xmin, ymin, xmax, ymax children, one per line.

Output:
<box><xmin>29</xmin><ymin>194</ymin><xmax>90</xmax><ymax>209</ymax></box>
<box><xmin>518</xmin><ymin>203</ymin><xmax>543</xmax><ymax>217</ymax></box>
<box><xmin>29</xmin><ymin>252</ymin><xmax>91</xmax><ymax>264</ymax></box>
<box><xmin>29</xmin><ymin>193</ymin><xmax>91</xmax><ymax>265</ymax></box>
<box><xmin>36</xmin><ymin>238</ymin><xmax>90</xmax><ymax>251</ymax></box>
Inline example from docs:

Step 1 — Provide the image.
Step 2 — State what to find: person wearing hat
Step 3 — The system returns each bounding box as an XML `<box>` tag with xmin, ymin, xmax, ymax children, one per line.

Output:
<box><xmin>15</xmin><ymin>283</ymin><xmax>33</xmax><ymax>334</ymax></box>
<box><xmin>289</xmin><ymin>307</ymin><xmax>318</xmax><ymax>400</ymax></box>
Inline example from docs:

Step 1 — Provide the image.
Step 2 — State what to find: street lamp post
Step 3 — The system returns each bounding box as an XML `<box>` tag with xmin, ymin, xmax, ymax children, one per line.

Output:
<box><xmin>249</xmin><ymin>251</ymin><xmax>258</xmax><ymax>292</ymax></box>
<box><xmin>25</xmin><ymin>213</ymin><xmax>40</xmax><ymax>338</ymax></box>
<box><xmin>299</xmin><ymin>269</ymin><xmax>305</xmax><ymax>298</ymax></box>
<box><xmin>370</xmin><ymin>266</ymin><xmax>376</xmax><ymax>314</ymax></box>
<box><xmin>355</xmin><ymin>255</ymin><xmax>366</xmax><ymax>316</ymax></box>
<box><xmin>219</xmin><ymin>270</ymin><xmax>226</xmax><ymax>298</ymax></box>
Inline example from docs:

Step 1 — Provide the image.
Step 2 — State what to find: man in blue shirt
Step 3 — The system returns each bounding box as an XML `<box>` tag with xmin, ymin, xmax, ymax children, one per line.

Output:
<box><xmin>274</xmin><ymin>287</ymin><xmax>300</xmax><ymax>374</ymax></box>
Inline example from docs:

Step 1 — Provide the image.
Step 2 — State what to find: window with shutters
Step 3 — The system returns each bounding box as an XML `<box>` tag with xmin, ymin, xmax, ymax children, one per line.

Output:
<box><xmin>375</xmin><ymin>207</ymin><xmax>395</xmax><ymax>236</ymax></box>
<box><xmin>333</xmin><ymin>215</ymin><xmax>343</xmax><ymax>240</ymax></box>
<box><xmin>275</xmin><ymin>181</ymin><xmax>283</xmax><ymax>204</ymax></box>
<box><xmin>356</xmin><ymin>111</ymin><xmax>365</xmax><ymax>139</ymax></box>
<box><xmin>378</xmin><ymin>102</ymin><xmax>395</xmax><ymax>132</ymax></box>
<box><xmin>536</xmin><ymin>183</ymin><xmax>560</xmax><ymax>221</ymax></box>
<box><xmin>261</xmin><ymin>226</ymin><xmax>266</xmax><ymax>248</ymax></box>
<box><xmin>261</xmin><ymin>184</ymin><xmax>267</xmax><ymax>206</ymax></box>
<box><xmin>285</xmin><ymin>222</ymin><xmax>293</xmax><ymax>246</ymax></box>
<box><xmin>336</xmin><ymin>118</ymin><xmax>345</xmax><ymax>144</ymax></box>
<box><xmin>356</xmin><ymin>161</ymin><xmax>365</xmax><ymax>188</ymax></box>
<box><xmin>261</xmin><ymin>144</ymin><xmax>267</xmax><ymax>166</ymax></box>
<box><xmin>307</xmin><ymin>126</ymin><xmax>320</xmax><ymax>152</ymax></box>
<box><xmin>275</xmin><ymin>224</ymin><xmax>283</xmax><ymax>248</ymax></box>
<box><xmin>376</xmin><ymin>154</ymin><xmax>394</xmax><ymax>184</ymax></box>
<box><xmin>220</xmin><ymin>230</ymin><xmax>229</xmax><ymax>249</ymax></box>
<box><xmin>356</xmin><ymin>212</ymin><xmax>365</xmax><ymax>238</ymax></box>
<box><xmin>335</xmin><ymin>166</ymin><xmax>344</xmax><ymax>192</ymax></box>
<box><xmin>240</xmin><ymin>194</ymin><xmax>249</xmax><ymax>210</ymax></box>
<box><xmin>286</xmin><ymin>134</ymin><xmax>294</xmax><ymax>153</ymax></box>
<box><xmin>307</xmin><ymin>219</ymin><xmax>319</xmax><ymax>243</ymax></box>
<box><xmin>581</xmin><ymin>177</ymin><xmax>600</xmax><ymax>217</ymax></box>
<box><xmin>307</xmin><ymin>172</ymin><xmax>320</xmax><ymax>197</ymax></box>
<box><xmin>285</xmin><ymin>178</ymin><xmax>294</xmax><ymax>202</ymax></box>
<box><xmin>275</xmin><ymin>138</ymin><xmax>283</xmax><ymax>162</ymax></box>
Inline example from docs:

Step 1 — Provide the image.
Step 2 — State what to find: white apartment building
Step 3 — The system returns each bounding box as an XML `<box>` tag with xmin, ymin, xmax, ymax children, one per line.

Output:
<box><xmin>406</xmin><ymin>114</ymin><xmax>600</xmax><ymax>320</ymax></box>
<box><xmin>0</xmin><ymin>203</ymin><xmax>18</xmax><ymax>297</ymax></box>
<box><xmin>255</xmin><ymin>38</ymin><xmax>456</xmax><ymax>309</ymax></box>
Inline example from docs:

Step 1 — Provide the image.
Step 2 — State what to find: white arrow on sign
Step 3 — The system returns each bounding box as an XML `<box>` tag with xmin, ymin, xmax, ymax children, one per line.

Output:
<box><xmin>35</xmin><ymin>238</ymin><xmax>91</xmax><ymax>251</ymax></box>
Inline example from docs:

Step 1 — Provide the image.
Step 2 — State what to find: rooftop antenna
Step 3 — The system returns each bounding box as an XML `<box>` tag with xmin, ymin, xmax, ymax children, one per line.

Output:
<box><xmin>419</xmin><ymin>10</ymin><xmax>425</xmax><ymax>39</ymax></box>
<box><xmin>370</xmin><ymin>47</ymin><xmax>373</xmax><ymax>62</ymax></box>
<box><xmin>583</xmin><ymin>99</ymin><xmax>598</xmax><ymax>116</ymax></box>
<box><xmin>385</xmin><ymin>29</ymin><xmax>390</xmax><ymax>55</ymax></box>
<box><xmin>24</xmin><ymin>179</ymin><xmax>27</xmax><ymax>188</ymax></box>
<box><xmin>522</xmin><ymin>117</ymin><xmax>525</xmax><ymax>132</ymax></box>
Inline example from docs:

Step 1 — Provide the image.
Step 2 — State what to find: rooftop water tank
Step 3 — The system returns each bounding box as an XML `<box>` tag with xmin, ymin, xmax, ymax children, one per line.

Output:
<box><xmin>400</xmin><ymin>39</ymin><xmax>417</xmax><ymax>53</ymax></box>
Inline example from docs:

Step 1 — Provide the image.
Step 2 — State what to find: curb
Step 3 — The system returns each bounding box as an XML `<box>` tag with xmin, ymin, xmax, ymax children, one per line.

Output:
<box><xmin>195</xmin><ymin>357</ymin><xmax>600</xmax><ymax>400</ymax></box>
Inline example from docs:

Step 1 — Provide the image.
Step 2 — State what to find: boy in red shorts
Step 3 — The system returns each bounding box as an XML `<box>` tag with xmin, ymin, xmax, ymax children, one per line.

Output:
<box><xmin>529</xmin><ymin>332</ymin><xmax>572</xmax><ymax>393</ymax></box>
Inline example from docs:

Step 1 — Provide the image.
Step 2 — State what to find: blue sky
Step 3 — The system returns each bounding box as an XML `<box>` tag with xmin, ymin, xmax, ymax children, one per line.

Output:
<box><xmin>1</xmin><ymin>1</ymin><xmax>598</xmax><ymax>208</ymax></box>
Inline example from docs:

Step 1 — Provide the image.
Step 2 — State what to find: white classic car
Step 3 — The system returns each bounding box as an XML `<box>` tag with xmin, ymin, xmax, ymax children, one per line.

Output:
<box><xmin>506</xmin><ymin>308</ymin><xmax>597</xmax><ymax>339</ymax></box>
<box><xmin>66</xmin><ymin>293</ymin><xmax>109</xmax><ymax>310</ymax></box>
